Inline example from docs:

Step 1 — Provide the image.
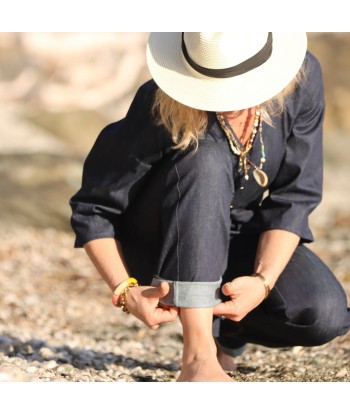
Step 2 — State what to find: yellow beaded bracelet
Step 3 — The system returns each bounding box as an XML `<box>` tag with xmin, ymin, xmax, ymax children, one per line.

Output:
<box><xmin>251</xmin><ymin>272</ymin><xmax>270</xmax><ymax>299</ymax></box>
<box><xmin>113</xmin><ymin>277</ymin><xmax>138</xmax><ymax>298</ymax></box>
<box><xmin>113</xmin><ymin>277</ymin><xmax>139</xmax><ymax>312</ymax></box>
<box><xmin>118</xmin><ymin>283</ymin><xmax>138</xmax><ymax>314</ymax></box>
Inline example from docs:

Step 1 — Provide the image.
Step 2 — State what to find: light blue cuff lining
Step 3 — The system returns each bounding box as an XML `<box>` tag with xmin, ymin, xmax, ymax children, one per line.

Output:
<box><xmin>151</xmin><ymin>276</ymin><xmax>222</xmax><ymax>308</ymax></box>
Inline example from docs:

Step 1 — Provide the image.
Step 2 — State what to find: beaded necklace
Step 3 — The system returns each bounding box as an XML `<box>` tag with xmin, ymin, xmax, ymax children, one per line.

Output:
<box><xmin>216</xmin><ymin>107</ymin><xmax>268</xmax><ymax>187</ymax></box>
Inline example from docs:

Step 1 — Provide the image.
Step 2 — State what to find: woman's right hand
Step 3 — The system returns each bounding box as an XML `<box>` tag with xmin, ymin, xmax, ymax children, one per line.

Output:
<box><xmin>122</xmin><ymin>281</ymin><xmax>179</xmax><ymax>329</ymax></box>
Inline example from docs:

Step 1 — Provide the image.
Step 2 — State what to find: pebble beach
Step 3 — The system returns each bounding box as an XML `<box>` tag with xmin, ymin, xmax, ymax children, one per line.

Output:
<box><xmin>0</xmin><ymin>218</ymin><xmax>349</xmax><ymax>382</ymax></box>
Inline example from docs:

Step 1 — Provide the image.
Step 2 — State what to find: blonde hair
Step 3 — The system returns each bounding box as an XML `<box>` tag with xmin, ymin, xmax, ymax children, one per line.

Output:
<box><xmin>152</xmin><ymin>67</ymin><xmax>305</xmax><ymax>151</ymax></box>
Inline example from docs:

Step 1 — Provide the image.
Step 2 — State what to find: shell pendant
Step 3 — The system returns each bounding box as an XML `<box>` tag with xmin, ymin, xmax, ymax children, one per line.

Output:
<box><xmin>253</xmin><ymin>168</ymin><xmax>268</xmax><ymax>187</ymax></box>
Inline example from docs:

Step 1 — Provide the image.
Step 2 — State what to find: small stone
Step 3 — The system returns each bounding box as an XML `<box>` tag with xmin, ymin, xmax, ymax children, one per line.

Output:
<box><xmin>8</xmin><ymin>357</ymin><xmax>25</xmax><ymax>366</ymax></box>
<box><xmin>336</xmin><ymin>368</ymin><xmax>348</xmax><ymax>378</ymax></box>
<box><xmin>27</xmin><ymin>360</ymin><xmax>42</xmax><ymax>368</ymax></box>
<box><xmin>136</xmin><ymin>328</ymin><xmax>146</xmax><ymax>339</ymax></box>
<box><xmin>0</xmin><ymin>336</ymin><xmax>13</xmax><ymax>346</ymax></box>
<box><xmin>56</xmin><ymin>364</ymin><xmax>74</xmax><ymax>374</ymax></box>
<box><xmin>38</xmin><ymin>370</ymin><xmax>55</xmax><ymax>378</ymax></box>
<box><xmin>40</xmin><ymin>347</ymin><xmax>55</xmax><ymax>359</ymax></box>
<box><xmin>292</xmin><ymin>346</ymin><xmax>304</xmax><ymax>354</ymax></box>
<box><xmin>31</xmin><ymin>354</ymin><xmax>44</xmax><ymax>362</ymax></box>
<box><xmin>168</xmin><ymin>363</ymin><xmax>180</xmax><ymax>371</ymax></box>
<box><xmin>81</xmin><ymin>350</ymin><xmax>95</xmax><ymax>359</ymax></box>
<box><xmin>26</xmin><ymin>366</ymin><xmax>38</xmax><ymax>373</ymax></box>
<box><xmin>30</xmin><ymin>339</ymin><xmax>45</xmax><ymax>349</ymax></box>
<box><xmin>77</xmin><ymin>375</ymin><xmax>91</xmax><ymax>382</ymax></box>
<box><xmin>23</xmin><ymin>344</ymin><xmax>34</xmax><ymax>355</ymax></box>
<box><xmin>57</xmin><ymin>357</ymin><xmax>70</xmax><ymax>364</ymax></box>
<box><xmin>92</xmin><ymin>360</ymin><xmax>105</xmax><ymax>370</ymax></box>
<box><xmin>51</xmin><ymin>377</ymin><xmax>69</xmax><ymax>382</ymax></box>
<box><xmin>42</xmin><ymin>360</ymin><xmax>58</xmax><ymax>369</ymax></box>
<box><xmin>93</xmin><ymin>376</ymin><xmax>106</xmax><ymax>382</ymax></box>
<box><xmin>158</xmin><ymin>346</ymin><xmax>177</xmax><ymax>360</ymax></box>
<box><xmin>4</xmin><ymin>345</ymin><xmax>14</xmax><ymax>354</ymax></box>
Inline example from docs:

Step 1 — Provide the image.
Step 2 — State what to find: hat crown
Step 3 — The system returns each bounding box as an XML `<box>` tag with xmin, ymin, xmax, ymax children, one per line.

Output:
<box><xmin>183</xmin><ymin>32</ymin><xmax>269</xmax><ymax>70</ymax></box>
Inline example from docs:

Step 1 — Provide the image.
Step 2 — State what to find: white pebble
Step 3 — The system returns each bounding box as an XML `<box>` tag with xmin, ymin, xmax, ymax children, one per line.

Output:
<box><xmin>26</xmin><ymin>366</ymin><xmax>38</xmax><ymax>373</ymax></box>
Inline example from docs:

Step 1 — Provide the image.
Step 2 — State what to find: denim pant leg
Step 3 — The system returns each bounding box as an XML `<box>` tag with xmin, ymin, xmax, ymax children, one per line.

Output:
<box><xmin>213</xmin><ymin>236</ymin><xmax>350</xmax><ymax>351</ymax></box>
<box><xmin>151</xmin><ymin>138</ymin><xmax>235</xmax><ymax>307</ymax></box>
<box><xmin>120</xmin><ymin>136</ymin><xmax>235</xmax><ymax>307</ymax></box>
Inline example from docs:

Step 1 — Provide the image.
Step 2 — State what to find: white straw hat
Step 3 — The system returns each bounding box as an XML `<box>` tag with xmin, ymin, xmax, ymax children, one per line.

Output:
<box><xmin>146</xmin><ymin>32</ymin><xmax>307</xmax><ymax>111</ymax></box>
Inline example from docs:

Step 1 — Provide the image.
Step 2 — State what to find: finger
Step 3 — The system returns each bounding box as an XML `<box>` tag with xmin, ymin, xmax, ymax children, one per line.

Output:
<box><xmin>147</xmin><ymin>307</ymin><xmax>178</xmax><ymax>330</ymax></box>
<box><xmin>159</xmin><ymin>304</ymin><xmax>179</xmax><ymax>314</ymax></box>
<box><xmin>150</xmin><ymin>324</ymin><xmax>160</xmax><ymax>330</ymax></box>
<box><xmin>111</xmin><ymin>295</ymin><xmax>119</xmax><ymax>307</ymax></box>
<box><xmin>142</xmin><ymin>281</ymin><xmax>171</xmax><ymax>299</ymax></box>
<box><xmin>154</xmin><ymin>307</ymin><xmax>178</xmax><ymax>323</ymax></box>
<box><xmin>213</xmin><ymin>300</ymin><xmax>238</xmax><ymax>316</ymax></box>
<box><xmin>221</xmin><ymin>281</ymin><xmax>235</xmax><ymax>296</ymax></box>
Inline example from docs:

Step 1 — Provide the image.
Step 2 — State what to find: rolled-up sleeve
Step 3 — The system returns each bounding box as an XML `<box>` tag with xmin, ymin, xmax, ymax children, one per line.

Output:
<box><xmin>70</xmin><ymin>81</ymin><xmax>171</xmax><ymax>247</ymax></box>
<box><xmin>259</xmin><ymin>55</ymin><xmax>325</xmax><ymax>242</ymax></box>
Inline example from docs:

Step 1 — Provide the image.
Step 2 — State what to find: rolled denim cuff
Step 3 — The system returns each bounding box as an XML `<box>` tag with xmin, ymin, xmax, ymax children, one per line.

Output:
<box><xmin>216</xmin><ymin>342</ymin><xmax>246</xmax><ymax>357</ymax></box>
<box><xmin>151</xmin><ymin>276</ymin><xmax>222</xmax><ymax>308</ymax></box>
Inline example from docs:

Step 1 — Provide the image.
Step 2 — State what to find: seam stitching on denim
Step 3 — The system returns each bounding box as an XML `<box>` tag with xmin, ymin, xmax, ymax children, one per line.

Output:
<box><xmin>174</xmin><ymin>162</ymin><xmax>181</xmax><ymax>307</ymax></box>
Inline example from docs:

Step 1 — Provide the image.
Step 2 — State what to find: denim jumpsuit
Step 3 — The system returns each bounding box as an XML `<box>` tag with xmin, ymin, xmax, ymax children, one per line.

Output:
<box><xmin>70</xmin><ymin>52</ymin><xmax>350</xmax><ymax>353</ymax></box>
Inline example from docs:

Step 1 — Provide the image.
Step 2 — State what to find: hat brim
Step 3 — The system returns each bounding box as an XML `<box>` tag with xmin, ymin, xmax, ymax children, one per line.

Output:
<box><xmin>146</xmin><ymin>32</ymin><xmax>307</xmax><ymax>111</ymax></box>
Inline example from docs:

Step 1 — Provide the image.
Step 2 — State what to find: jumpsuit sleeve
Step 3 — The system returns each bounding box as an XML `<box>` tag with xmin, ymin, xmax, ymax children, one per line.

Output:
<box><xmin>259</xmin><ymin>53</ymin><xmax>325</xmax><ymax>243</ymax></box>
<box><xmin>69</xmin><ymin>81</ymin><xmax>172</xmax><ymax>247</ymax></box>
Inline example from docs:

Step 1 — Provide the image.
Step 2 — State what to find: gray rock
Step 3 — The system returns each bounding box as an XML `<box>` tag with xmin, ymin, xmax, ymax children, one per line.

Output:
<box><xmin>0</xmin><ymin>336</ymin><xmax>14</xmax><ymax>346</ymax></box>
<box><xmin>30</xmin><ymin>354</ymin><xmax>44</xmax><ymax>362</ymax></box>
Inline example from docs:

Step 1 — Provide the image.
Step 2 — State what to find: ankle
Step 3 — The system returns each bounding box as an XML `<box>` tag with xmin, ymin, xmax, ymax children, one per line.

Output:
<box><xmin>182</xmin><ymin>345</ymin><xmax>218</xmax><ymax>366</ymax></box>
<box><xmin>182</xmin><ymin>337</ymin><xmax>217</xmax><ymax>358</ymax></box>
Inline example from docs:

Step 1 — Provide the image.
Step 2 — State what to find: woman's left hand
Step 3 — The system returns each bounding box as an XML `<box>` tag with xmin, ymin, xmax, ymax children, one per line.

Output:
<box><xmin>213</xmin><ymin>276</ymin><xmax>267</xmax><ymax>322</ymax></box>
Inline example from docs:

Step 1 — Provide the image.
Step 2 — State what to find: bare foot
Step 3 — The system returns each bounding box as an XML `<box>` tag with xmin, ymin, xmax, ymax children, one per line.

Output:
<box><xmin>177</xmin><ymin>356</ymin><xmax>235</xmax><ymax>382</ymax></box>
<box><xmin>217</xmin><ymin>348</ymin><xmax>237</xmax><ymax>372</ymax></box>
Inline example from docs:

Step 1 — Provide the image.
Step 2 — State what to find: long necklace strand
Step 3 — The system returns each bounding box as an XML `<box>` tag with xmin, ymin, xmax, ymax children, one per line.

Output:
<box><xmin>216</xmin><ymin>107</ymin><xmax>268</xmax><ymax>187</ymax></box>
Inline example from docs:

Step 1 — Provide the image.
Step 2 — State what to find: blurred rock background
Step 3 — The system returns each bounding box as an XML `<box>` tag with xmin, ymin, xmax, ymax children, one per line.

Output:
<box><xmin>0</xmin><ymin>33</ymin><xmax>349</xmax><ymax>382</ymax></box>
<box><xmin>0</xmin><ymin>33</ymin><xmax>150</xmax><ymax>230</ymax></box>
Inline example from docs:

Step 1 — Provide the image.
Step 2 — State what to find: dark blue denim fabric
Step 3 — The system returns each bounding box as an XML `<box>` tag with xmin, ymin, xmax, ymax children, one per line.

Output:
<box><xmin>120</xmin><ymin>130</ymin><xmax>234</xmax><ymax>306</ymax></box>
<box><xmin>70</xmin><ymin>51</ymin><xmax>324</xmax><ymax>250</ymax></box>
<box><xmin>213</xmin><ymin>235</ymin><xmax>350</xmax><ymax>350</ymax></box>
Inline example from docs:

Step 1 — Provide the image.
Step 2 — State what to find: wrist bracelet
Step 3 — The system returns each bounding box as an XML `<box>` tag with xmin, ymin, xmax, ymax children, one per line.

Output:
<box><xmin>112</xmin><ymin>277</ymin><xmax>139</xmax><ymax>313</ymax></box>
<box><xmin>251</xmin><ymin>272</ymin><xmax>270</xmax><ymax>299</ymax></box>
<box><xmin>113</xmin><ymin>277</ymin><xmax>138</xmax><ymax>298</ymax></box>
<box><xmin>118</xmin><ymin>283</ymin><xmax>138</xmax><ymax>314</ymax></box>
